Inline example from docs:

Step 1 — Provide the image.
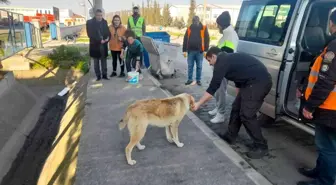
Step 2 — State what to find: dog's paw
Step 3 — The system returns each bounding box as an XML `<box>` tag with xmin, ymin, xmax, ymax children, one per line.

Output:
<box><xmin>128</xmin><ymin>160</ymin><xmax>137</xmax><ymax>165</ymax></box>
<box><xmin>176</xmin><ymin>142</ymin><xmax>184</xmax><ymax>148</ymax></box>
<box><xmin>167</xmin><ymin>138</ymin><xmax>173</xmax><ymax>143</ymax></box>
<box><xmin>137</xmin><ymin>145</ymin><xmax>146</xmax><ymax>150</ymax></box>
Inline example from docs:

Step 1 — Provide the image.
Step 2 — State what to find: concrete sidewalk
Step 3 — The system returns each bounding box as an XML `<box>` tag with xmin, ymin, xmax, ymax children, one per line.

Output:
<box><xmin>75</xmin><ymin>68</ymin><xmax>272</xmax><ymax>185</ymax></box>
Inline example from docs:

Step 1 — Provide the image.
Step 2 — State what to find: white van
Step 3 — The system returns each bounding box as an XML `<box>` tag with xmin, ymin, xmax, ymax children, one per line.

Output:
<box><xmin>230</xmin><ymin>0</ymin><xmax>336</xmax><ymax>134</ymax></box>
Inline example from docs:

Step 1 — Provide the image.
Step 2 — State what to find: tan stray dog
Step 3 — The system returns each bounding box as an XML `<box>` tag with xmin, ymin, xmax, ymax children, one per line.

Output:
<box><xmin>119</xmin><ymin>93</ymin><xmax>195</xmax><ymax>165</ymax></box>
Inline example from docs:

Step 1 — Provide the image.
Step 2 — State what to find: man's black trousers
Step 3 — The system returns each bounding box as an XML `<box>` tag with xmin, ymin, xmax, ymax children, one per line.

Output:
<box><xmin>227</xmin><ymin>80</ymin><xmax>272</xmax><ymax>147</ymax></box>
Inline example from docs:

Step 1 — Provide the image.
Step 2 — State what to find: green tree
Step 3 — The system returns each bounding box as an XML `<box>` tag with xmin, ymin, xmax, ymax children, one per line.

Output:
<box><xmin>187</xmin><ymin>0</ymin><xmax>196</xmax><ymax>26</ymax></box>
<box><xmin>162</xmin><ymin>4</ymin><xmax>172</xmax><ymax>27</ymax></box>
<box><xmin>179</xmin><ymin>17</ymin><xmax>186</xmax><ymax>28</ymax></box>
<box><xmin>153</xmin><ymin>0</ymin><xmax>160</xmax><ymax>25</ymax></box>
<box><xmin>142</xmin><ymin>0</ymin><xmax>145</xmax><ymax>17</ymax></box>
<box><xmin>146</xmin><ymin>0</ymin><xmax>153</xmax><ymax>25</ymax></box>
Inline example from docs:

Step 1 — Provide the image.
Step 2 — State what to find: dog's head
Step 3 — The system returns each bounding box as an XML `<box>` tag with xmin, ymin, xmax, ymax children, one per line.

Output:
<box><xmin>187</xmin><ymin>94</ymin><xmax>196</xmax><ymax>110</ymax></box>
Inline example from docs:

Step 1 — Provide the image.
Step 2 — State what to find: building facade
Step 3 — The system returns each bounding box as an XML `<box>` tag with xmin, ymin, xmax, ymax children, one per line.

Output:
<box><xmin>196</xmin><ymin>4</ymin><xmax>241</xmax><ymax>25</ymax></box>
<box><xmin>167</xmin><ymin>3</ymin><xmax>241</xmax><ymax>25</ymax></box>
<box><xmin>64</xmin><ymin>13</ymin><xmax>86</xmax><ymax>26</ymax></box>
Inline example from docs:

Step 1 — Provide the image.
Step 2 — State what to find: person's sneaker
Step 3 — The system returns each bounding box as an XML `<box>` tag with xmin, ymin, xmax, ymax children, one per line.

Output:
<box><xmin>197</xmin><ymin>81</ymin><xmax>202</xmax><ymax>86</ymax></box>
<box><xmin>298</xmin><ymin>168</ymin><xmax>318</xmax><ymax>179</ymax></box>
<box><xmin>102</xmin><ymin>76</ymin><xmax>110</xmax><ymax>80</ymax></box>
<box><xmin>119</xmin><ymin>72</ymin><xmax>125</xmax><ymax>77</ymax></box>
<box><xmin>218</xmin><ymin>132</ymin><xmax>236</xmax><ymax>145</ymax></box>
<box><xmin>208</xmin><ymin>108</ymin><xmax>218</xmax><ymax>116</ymax></box>
<box><xmin>246</xmin><ymin>145</ymin><xmax>269</xmax><ymax>159</ymax></box>
<box><xmin>110</xmin><ymin>72</ymin><xmax>117</xmax><ymax>77</ymax></box>
<box><xmin>210</xmin><ymin>113</ymin><xmax>225</xmax><ymax>123</ymax></box>
<box><xmin>96</xmin><ymin>77</ymin><xmax>101</xmax><ymax>81</ymax></box>
<box><xmin>185</xmin><ymin>80</ymin><xmax>193</xmax><ymax>85</ymax></box>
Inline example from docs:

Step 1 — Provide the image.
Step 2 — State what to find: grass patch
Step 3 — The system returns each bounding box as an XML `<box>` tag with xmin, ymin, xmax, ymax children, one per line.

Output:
<box><xmin>32</xmin><ymin>45</ymin><xmax>90</xmax><ymax>74</ymax></box>
<box><xmin>76</xmin><ymin>37</ymin><xmax>89</xmax><ymax>43</ymax></box>
<box><xmin>168</xmin><ymin>32</ymin><xmax>184</xmax><ymax>37</ymax></box>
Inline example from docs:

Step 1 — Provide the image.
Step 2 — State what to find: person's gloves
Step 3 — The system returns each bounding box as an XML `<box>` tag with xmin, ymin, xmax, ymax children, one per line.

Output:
<box><xmin>183</xmin><ymin>52</ymin><xmax>187</xmax><ymax>58</ymax></box>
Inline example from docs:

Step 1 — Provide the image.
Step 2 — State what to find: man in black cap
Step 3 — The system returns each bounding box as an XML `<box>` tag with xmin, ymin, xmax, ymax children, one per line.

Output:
<box><xmin>193</xmin><ymin>46</ymin><xmax>272</xmax><ymax>159</ymax></box>
<box><xmin>208</xmin><ymin>11</ymin><xmax>240</xmax><ymax>124</ymax></box>
<box><xmin>182</xmin><ymin>16</ymin><xmax>210</xmax><ymax>86</ymax></box>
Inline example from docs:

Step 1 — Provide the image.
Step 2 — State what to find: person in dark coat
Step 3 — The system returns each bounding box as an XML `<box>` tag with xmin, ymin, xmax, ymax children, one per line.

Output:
<box><xmin>182</xmin><ymin>16</ymin><xmax>210</xmax><ymax>86</ymax></box>
<box><xmin>86</xmin><ymin>9</ymin><xmax>111</xmax><ymax>81</ymax></box>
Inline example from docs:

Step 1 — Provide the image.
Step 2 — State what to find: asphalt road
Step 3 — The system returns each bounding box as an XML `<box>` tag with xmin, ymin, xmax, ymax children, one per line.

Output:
<box><xmin>156</xmin><ymin>47</ymin><xmax>317</xmax><ymax>185</ymax></box>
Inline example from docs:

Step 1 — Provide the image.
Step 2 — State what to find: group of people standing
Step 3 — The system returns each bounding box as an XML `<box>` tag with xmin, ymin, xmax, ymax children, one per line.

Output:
<box><xmin>86</xmin><ymin>7</ymin><xmax>145</xmax><ymax>81</ymax></box>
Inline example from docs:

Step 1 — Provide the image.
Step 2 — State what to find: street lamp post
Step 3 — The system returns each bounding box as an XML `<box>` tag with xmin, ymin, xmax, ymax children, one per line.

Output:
<box><xmin>93</xmin><ymin>0</ymin><xmax>102</xmax><ymax>12</ymax></box>
<box><xmin>79</xmin><ymin>1</ymin><xmax>87</xmax><ymax>20</ymax></box>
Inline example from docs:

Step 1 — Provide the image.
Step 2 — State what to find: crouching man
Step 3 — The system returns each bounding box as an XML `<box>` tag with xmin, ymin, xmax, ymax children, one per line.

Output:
<box><xmin>192</xmin><ymin>46</ymin><xmax>272</xmax><ymax>159</ymax></box>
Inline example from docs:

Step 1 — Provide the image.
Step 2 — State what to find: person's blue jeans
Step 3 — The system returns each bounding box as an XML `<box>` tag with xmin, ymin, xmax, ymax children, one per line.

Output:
<box><xmin>187</xmin><ymin>51</ymin><xmax>203</xmax><ymax>82</ymax></box>
<box><xmin>314</xmin><ymin>123</ymin><xmax>336</xmax><ymax>185</ymax></box>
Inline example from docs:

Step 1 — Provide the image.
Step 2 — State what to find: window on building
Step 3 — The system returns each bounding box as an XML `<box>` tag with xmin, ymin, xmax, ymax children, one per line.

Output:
<box><xmin>213</xmin><ymin>14</ymin><xmax>218</xmax><ymax>18</ymax></box>
<box><xmin>235</xmin><ymin>0</ymin><xmax>294</xmax><ymax>46</ymax></box>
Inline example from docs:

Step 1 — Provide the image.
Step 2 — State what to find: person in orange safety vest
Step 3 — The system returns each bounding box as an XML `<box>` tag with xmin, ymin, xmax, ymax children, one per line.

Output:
<box><xmin>297</xmin><ymin>10</ymin><xmax>336</xmax><ymax>185</ymax></box>
<box><xmin>182</xmin><ymin>16</ymin><xmax>210</xmax><ymax>86</ymax></box>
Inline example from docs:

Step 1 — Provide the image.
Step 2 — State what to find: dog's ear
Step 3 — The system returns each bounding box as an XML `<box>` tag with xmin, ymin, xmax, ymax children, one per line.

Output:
<box><xmin>188</xmin><ymin>94</ymin><xmax>196</xmax><ymax>108</ymax></box>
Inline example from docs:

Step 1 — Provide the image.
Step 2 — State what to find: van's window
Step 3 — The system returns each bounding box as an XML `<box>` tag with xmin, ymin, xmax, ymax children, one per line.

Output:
<box><xmin>235</xmin><ymin>0</ymin><xmax>295</xmax><ymax>46</ymax></box>
<box><xmin>327</xmin><ymin>8</ymin><xmax>336</xmax><ymax>35</ymax></box>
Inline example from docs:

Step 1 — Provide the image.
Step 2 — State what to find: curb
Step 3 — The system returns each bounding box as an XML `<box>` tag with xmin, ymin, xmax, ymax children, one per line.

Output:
<box><xmin>146</xmin><ymin>72</ymin><xmax>273</xmax><ymax>185</ymax></box>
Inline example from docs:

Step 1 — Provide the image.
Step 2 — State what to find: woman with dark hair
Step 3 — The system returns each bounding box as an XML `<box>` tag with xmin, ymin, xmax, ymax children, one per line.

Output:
<box><xmin>109</xmin><ymin>15</ymin><xmax>127</xmax><ymax>77</ymax></box>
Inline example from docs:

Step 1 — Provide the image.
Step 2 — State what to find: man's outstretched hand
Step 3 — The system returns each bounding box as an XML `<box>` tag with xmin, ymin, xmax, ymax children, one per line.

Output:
<box><xmin>192</xmin><ymin>102</ymin><xmax>201</xmax><ymax>111</ymax></box>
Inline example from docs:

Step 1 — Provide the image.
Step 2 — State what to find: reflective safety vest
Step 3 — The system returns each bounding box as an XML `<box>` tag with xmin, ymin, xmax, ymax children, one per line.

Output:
<box><xmin>128</xmin><ymin>16</ymin><xmax>144</xmax><ymax>37</ymax></box>
<box><xmin>305</xmin><ymin>47</ymin><xmax>336</xmax><ymax>110</ymax></box>
<box><xmin>218</xmin><ymin>40</ymin><xmax>235</xmax><ymax>50</ymax></box>
<box><xmin>187</xmin><ymin>25</ymin><xmax>206</xmax><ymax>52</ymax></box>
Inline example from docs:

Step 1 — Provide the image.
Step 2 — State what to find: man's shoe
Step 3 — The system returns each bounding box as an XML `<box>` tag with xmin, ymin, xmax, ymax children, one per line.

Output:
<box><xmin>197</xmin><ymin>81</ymin><xmax>202</xmax><ymax>86</ymax></box>
<box><xmin>96</xmin><ymin>77</ymin><xmax>101</xmax><ymax>81</ymax></box>
<box><xmin>208</xmin><ymin>108</ymin><xmax>218</xmax><ymax>116</ymax></box>
<box><xmin>110</xmin><ymin>72</ymin><xmax>117</xmax><ymax>77</ymax></box>
<box><xmin>210</xmin><ymin>113</ymin><xmax>225</xmax><ymax>124</ymax></box>
<box><xmin>298</xmin><ymin>168</ymin><xmax>318</xmax><ymax>179</ymax></box>
<box><xmin>297</xmin><ymin>180</ymin><xmax>319</xmax><ymax>185</ymax></box>
<box><xmin>119</xmin><ymin>72</ymin><xmax>125</xmax><ymax>77</ymax></box>
<box><xmin>185</xmin><ymin>80</ymin><xmax>193</xmax><ymax>85</ymax></box>
<box><xmin>246</xmin><ymin>145</ymin><xmax>268</xmax><ymax>159</ymax></box>
<box><xmin>219</xmin><ymin>133</ymin><xmax>236</xmax><ymax>145</ymax></box>
<box><xmin>102</xmin><ymin>76</ymin><xmax>110</xmax><ymax>80</ymax></box>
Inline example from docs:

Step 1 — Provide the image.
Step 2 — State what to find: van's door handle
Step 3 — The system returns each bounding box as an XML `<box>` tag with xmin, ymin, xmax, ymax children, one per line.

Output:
<box><xmin>266</xmin><ymin>51</ymin><xmax>278</xmax><ymax>57</ymax></box>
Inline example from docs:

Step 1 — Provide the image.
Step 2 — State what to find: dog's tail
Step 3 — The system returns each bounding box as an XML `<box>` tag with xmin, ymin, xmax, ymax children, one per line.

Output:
<box><xmin>119</xmin><ymin>119</ymin><xmax>127</xmax><ymax>130</ymax></box>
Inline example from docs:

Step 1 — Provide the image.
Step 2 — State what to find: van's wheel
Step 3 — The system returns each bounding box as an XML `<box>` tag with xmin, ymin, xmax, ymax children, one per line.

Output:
<box><xmin>257</xmin><ymin>112</ymin><xmax>275</xmax><ymax>127</ymax></box>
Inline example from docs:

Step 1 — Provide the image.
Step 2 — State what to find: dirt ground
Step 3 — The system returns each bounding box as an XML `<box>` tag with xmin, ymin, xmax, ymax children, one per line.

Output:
<box><xmin>0</xmin><ymin>95</ymin><xmax>68</xmax><ymax>185</ymax></box>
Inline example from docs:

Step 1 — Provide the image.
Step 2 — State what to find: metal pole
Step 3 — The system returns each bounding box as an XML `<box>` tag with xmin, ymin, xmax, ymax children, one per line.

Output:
<box><xmin>203</xmin><ymin>0</ymin><xmax>207</xmax><ymax>23</ymax></box>
<box><xmin>93</xmin><ymin>0</ymin><xmax>102</xmax><ymax>12</ymax></box>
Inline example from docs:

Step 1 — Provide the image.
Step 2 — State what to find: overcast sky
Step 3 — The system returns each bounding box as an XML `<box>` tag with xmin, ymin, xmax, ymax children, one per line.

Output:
<box><xmin>2</xmin><ymin>0</ymin><xmax>242</xmax><ymax>15</ymax></box>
